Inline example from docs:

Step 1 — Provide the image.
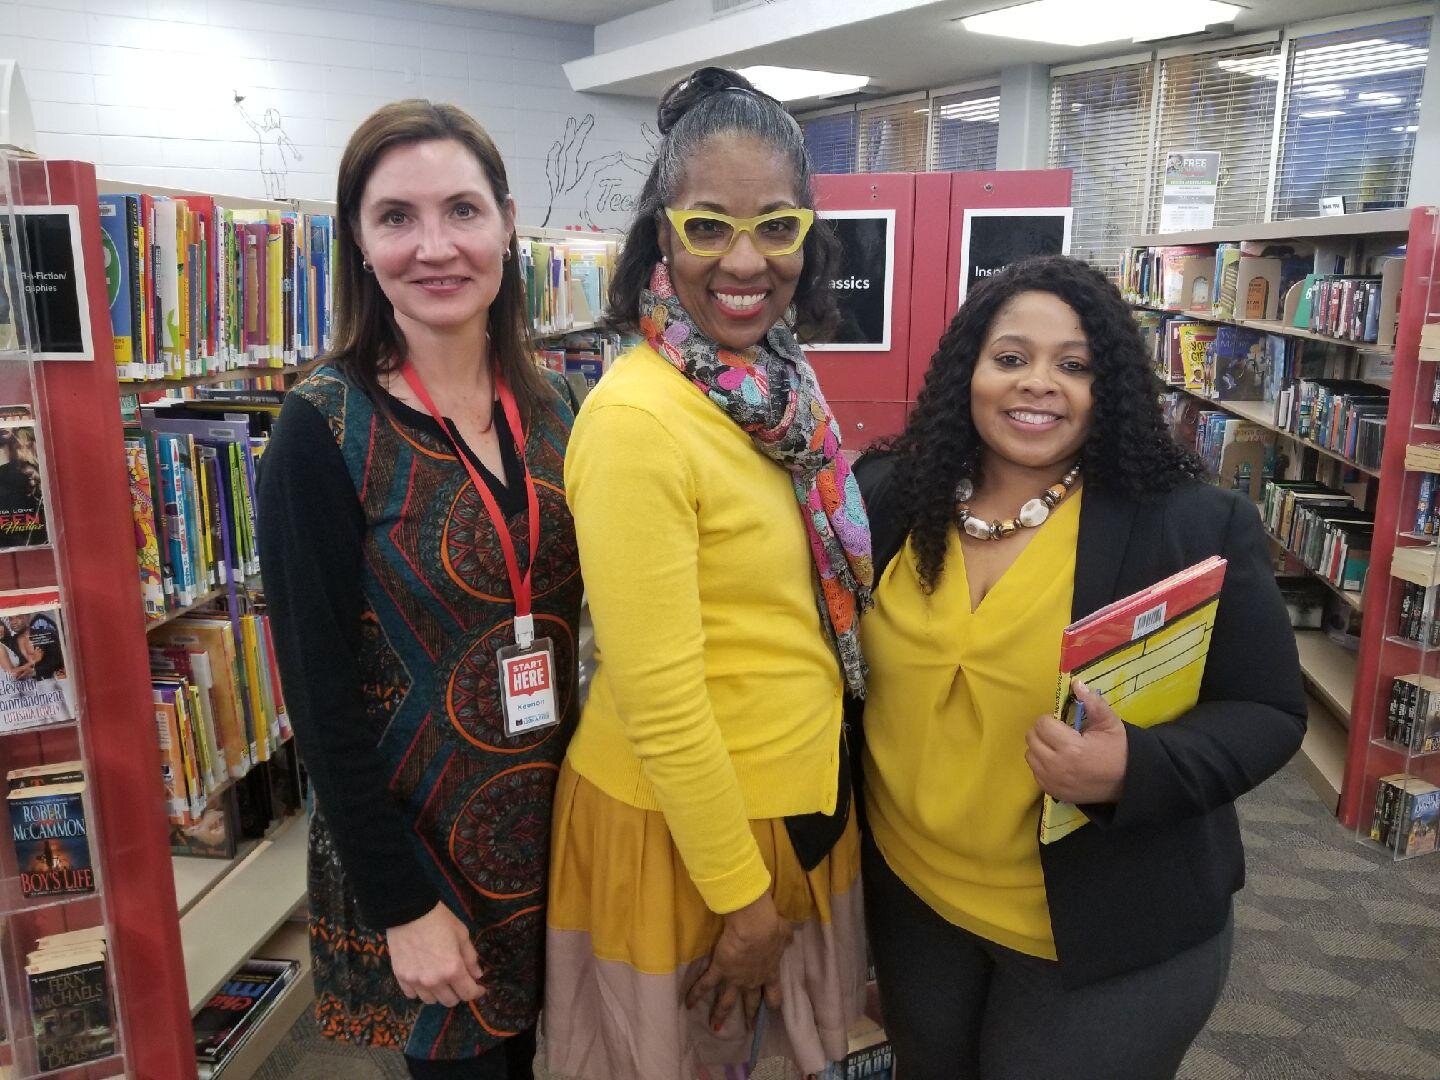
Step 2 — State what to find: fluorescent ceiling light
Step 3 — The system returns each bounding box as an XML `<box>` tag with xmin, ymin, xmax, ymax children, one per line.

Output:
<box><xmin>737</xmin><ymin>66</ymin><xmax>869</xmax><ymax>101</ymax></box>
<box><xmin>1300</xmin><ymin>109</ymin><xmax>1345</xmax><ymax>119</ymax></box>
<box><xmin>1358</xmin><ymin>92</ymin><xmax>1404</xmax><ymax>106</ymax></box>
<box><xmin>959</xmin><ymin>0</ymin><xmax>1240</xmax><ymax>47</ymax></box>
<box><xmin>1393</xmin><ymin>125</ymin><xmax>1420</xmax><ymax>133</ymax></box>
<box><xmin>1301</xmin><ymin>85</ymin><xmax>1346</xmax><ymax>99</ymax></box>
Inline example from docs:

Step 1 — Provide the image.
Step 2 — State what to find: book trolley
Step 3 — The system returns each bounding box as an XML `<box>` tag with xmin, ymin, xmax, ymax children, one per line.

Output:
<box><xmin>2</xmin><ymin>148</ymin><xmax>622</xmax><ymax>1078</ymax></box>
<box><xmin>1118</xmin><ymin>207</ymin><xmax>1440</xmax><ymax>853</ymax></box>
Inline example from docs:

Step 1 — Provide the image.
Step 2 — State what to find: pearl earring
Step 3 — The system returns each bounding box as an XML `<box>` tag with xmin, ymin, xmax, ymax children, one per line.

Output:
<box><xmin>362</xmin><ymin>259</ymin><xmax>373</xmax><ymax>272</ymax></box>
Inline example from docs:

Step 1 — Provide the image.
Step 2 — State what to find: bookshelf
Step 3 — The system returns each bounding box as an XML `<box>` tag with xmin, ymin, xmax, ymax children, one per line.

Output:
<box><xmin>1122</xmin><ymin>207</ymin><xmax>1435</xmax><ymax>820</ymax></box>
<box><xmin>10</xmin><ymin>157</ymin><xmax>627</xmax><ymax>1077</ymax></box>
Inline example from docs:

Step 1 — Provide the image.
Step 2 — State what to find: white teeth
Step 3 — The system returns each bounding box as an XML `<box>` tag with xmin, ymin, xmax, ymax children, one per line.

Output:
<box><xmin>714</xmin><ymin>292</ymin><xmax>766</xmax><ymax>310</ymax></box>
<box><xmin>1008</xmin><ymin>410</ymin><xmax>1060</xmax><ymax>426</ymax></box>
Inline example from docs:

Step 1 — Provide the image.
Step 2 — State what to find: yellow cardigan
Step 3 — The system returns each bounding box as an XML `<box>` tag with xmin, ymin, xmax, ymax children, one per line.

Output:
<box><xmin>563</xmin><ymin>343</ymin><xmax>844</xmax><ymax>915</ymax></box>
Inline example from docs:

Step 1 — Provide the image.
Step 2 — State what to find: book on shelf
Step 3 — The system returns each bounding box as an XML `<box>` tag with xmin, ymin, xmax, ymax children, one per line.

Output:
<box><xmin>151</xmin><ymin>611</ymin><xmax>289</xmax><ymax>828</ymax></box>
<box><xmin>8</xmin><ymin>774</ymin><xmax>93</xmax><ymax>898</ymax></box>
<box><xmin>193</xmin><ymin>957</ymin><xmax>300</xmax><ymax>1077</ymax></box>
<box><xmin>7</xmin><ymin>760</ymin><xmax>84</xmax><ymax>791</ymax></box>
<box><xmin>519</xmin><ymin>235</ymin><xmax>619</xmax><ymax>336</ymax></box>
<box><xmin>0</xmin><ymin>405</ymin><xmax>47</xmax><ymax>550</ymax></box>
<box><xmin>100</xmin><ymin>193</ymin><xmax>336</xmax><ymax>382</ymax></box>
<box><xmin>1209</xmin><ymin>326</ymin><xmax>1267</xmax><ymax>401</ymax></box>
<box><xmin>1041</xmin><ymin>556</ymin><xmax>1228</xmax><ymax>845</ymax></box>
<box><xmin>25</xmin><ymin>930</ymin><xmax>114</xmax><ymax>1071</ymax></box>
<box><xmin>0</xmin><ymin>587</ymin><xmax>75</xmax><ymax>732</ymax></box>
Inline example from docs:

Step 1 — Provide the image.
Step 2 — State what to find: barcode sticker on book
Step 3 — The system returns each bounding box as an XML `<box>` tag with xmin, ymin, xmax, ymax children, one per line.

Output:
<box><xmin>1133</xmin><ymin>603</ymin><xmax>1167</xmax><ymax>639</ymax></box>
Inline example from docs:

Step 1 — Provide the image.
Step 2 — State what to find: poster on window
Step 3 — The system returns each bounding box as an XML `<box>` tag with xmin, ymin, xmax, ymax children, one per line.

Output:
<box><xmin>959</xmin><ymin>208</ymin><xmax>1072</xmax><ymax>304</ymax></box>
<box><xmin>809</xmin><ymin>210</ymin><xmax>894</xmax><ymax>352</ymax></box>
<box><xmin>0</xmin><ymin>206</ymin><xmax>92</xmax><ymax>362</ymax></box>
<box><xmin>1159</xmin><ymin>151</ymin><xmax>1221</xmax><ymax>233</ymax></box>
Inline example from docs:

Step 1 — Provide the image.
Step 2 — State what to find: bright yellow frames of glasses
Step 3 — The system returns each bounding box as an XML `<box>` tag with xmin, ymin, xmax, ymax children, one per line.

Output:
<box><xmin>664</xmin><ymin>207</ymin><xmax>815</xmax><ymax>257</ymax></box>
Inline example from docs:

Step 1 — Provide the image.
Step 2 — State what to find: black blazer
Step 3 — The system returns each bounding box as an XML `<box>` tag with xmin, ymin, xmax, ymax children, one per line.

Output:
<box><xmin>853</xmin><ymin>453</ymin><xmax>1307</xmax><ymax>989</ymax></box>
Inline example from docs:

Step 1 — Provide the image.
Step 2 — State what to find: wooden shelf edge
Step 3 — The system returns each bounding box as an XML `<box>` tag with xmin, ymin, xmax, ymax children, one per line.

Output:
<box><xmin>181</xmin><ymin>812</ymin><xmax>308</xmax><ymax>1013</ymax></box>
<box><xmin>1132</xmin><ymin>303</ymin><xmax>1395</xmax><ymax>357</ymax></box>
<box><xmin>1265</xmin><ymin>531</ymin><xmax>1363</xmax><ymax>612</ymax></box>
<box><xmin>1298</xmin><ymin>693</ymin><xmax>1348</xmax><ymax>812</ymax></box>
<box><xmin>1294</xmin><ymin>630</ymin><xmax>1356</xmax><ymax>727</ymax></box>
<box><xmin>119</xmin><ymin>364</ymin><xmax>308</xmax><ymax>395</ymax></box>
<box><xmin>1130</xmin><ymin>207</ymin><xmax>1415</xmax><ymax>246</ymax></box>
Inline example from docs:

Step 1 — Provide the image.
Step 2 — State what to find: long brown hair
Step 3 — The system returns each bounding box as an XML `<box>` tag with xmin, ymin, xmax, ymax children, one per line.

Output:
<box><xmin>330</xmin><ymin>99</ymin><xmax>547</xmax><ymax>423</ymax></box>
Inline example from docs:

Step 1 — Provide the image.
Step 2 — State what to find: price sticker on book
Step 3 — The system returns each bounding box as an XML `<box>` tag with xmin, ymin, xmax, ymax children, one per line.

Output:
<box><xmin>498</xmin><ymin>634</ymin><xmax>560</xmax><ymax>737</ymax></box>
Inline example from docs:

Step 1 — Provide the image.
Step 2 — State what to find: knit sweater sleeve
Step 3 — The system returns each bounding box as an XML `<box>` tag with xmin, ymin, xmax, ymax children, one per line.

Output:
<box><xmin>565</xmin><ymin>401</ymin><xmax>771</xmax><ymax>915</ymax></box>
<box><xmin>257</xmin><ymin>393</ymin><xmax>440</xmax><ymax>930</ymax></box>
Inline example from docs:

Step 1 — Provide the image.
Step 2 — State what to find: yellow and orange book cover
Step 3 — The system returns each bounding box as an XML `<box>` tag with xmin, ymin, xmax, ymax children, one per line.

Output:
<box><xmin>1040</xmin><ymin>556</ymin><xmax>1228</xmax><ymax>845</ymax></box>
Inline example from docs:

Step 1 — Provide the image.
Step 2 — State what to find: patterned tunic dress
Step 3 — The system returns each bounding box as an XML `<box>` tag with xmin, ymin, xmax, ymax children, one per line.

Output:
<box><xmin>259</xmin><ymin>363</ymin><xmax>581</xmax><ymax>1059</ymax></box>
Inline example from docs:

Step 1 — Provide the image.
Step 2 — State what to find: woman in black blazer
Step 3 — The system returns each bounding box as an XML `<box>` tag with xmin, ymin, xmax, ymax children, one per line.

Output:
<box><xmin>855</xmin><ymin>256</ymin><xmax>1306</xmax><ymax>1080</ymax></box>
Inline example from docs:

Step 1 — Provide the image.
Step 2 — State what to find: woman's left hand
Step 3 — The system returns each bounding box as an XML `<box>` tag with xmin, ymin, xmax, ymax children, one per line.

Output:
<box><xmin>1025</xmin><ymin>678</ymin><xmax>1128</xmax><ymax>805</ymax></box>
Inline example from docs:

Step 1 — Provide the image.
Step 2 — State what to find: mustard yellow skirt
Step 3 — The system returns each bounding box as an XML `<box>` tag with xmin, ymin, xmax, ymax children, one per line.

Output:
<box><xmin>543</xmin><ymin>761</ymin><xmax>866</xmax><ymax>1080</ymax></box>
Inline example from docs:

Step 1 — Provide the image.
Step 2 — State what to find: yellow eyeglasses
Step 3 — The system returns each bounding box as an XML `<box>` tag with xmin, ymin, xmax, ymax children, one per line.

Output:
<box><xmin>663</xmin><ymin>207</ymin><xmax>815</xmax><ymax>257</ymax></box>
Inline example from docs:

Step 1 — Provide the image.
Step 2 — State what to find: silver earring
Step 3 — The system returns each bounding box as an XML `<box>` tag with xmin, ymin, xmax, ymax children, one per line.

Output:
<box><xmin>502</xmin><ymin>249</ymin><xmax>511</xmax><ymax>263</ymax></box>
<box><xmin>362</xmin><ymin>259</ymin><xmax>373</xmax><ymax>272</ymax></box>
<box><xmin>661</xmin><ymin>254</ymin><xmax>668</xmax><ymax>264</ymax></box>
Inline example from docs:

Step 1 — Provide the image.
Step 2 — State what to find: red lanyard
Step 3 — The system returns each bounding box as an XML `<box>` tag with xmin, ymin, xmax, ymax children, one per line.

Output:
<box><xmin>400</xmin><ymin>362</ymin><xmax>542</xmax><ymax>647</ymax></box>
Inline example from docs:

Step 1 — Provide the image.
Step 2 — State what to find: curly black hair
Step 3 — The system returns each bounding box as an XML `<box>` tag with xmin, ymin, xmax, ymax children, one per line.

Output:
<box><xmin>606</xmin><ymin>66</ymin><xmax>841</xmax><ymax>342</ymax></box>
<box><xmin>890</xmin><ymin>254</ymin><xmax>1207</xmax><ymax>593</ymax></box>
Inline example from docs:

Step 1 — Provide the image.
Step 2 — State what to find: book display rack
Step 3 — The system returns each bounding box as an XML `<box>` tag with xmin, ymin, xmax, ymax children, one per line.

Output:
<box><xmin>1120</xmin><ymin>208</ymin><xmax>1440</xmax><ymax>851</ymax></box>
<box><xmin>6</xmin><ymin>149</ymin><xmax>623</xmax><ymax>1078</ymax></box>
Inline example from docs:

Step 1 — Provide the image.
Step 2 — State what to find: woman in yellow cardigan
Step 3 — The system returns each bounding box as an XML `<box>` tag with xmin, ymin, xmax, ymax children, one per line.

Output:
<box><xmin>544</xmin><ymin>67</ymin><xmax>873</xmax><ymax>1080</ymax></box>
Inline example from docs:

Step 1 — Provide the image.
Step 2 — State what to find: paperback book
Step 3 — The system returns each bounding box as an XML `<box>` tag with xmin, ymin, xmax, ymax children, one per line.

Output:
<box><xmin>26</xmin><ymin>931</ymin><xmax>113</xmax><ymax>1071</ymax></box>
<box><xmin>9</xmin><ymin>778</ymin><xmax>93</xmax><ymax>898</ymax></box>
<box><xmin>193</xmin><ymin>957</ymin><xmax>299</xmax><ymax>1077</ymax></box>
<box><xmin>0</xmin><ymin>406</ymin><xmax>46</xmax><ymax>550</ymax></box>
<box><xmin>0</xmin><ymin>587</ymin><xmax>74</xmax><ymax>731</ymax></box>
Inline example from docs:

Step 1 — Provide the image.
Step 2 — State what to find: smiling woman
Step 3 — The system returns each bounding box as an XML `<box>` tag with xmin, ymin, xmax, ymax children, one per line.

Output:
<box><xmin>545</xmin><ymin>67</ymin><xmax>872</xmax><ymax>1080</ymax></box>
<box><xmin>256</xmin><ymin>100</ymin><xmax>582</xmax><ymax>1080</ymax></box>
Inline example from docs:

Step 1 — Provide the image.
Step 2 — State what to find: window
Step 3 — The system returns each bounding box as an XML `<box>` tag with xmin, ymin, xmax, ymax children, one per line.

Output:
<box><xmin>1149</xmin><ymin>41</ymin><xmax>1281</xmax><ymax>230</ymax></box>
<box><xmin>1273</xmin><ymin>17</ymin><xmax>1430</xmax><ymax>220</ymax></box>
<box><xmin>801</xmin><ymin>111</ymin><xmax>857</xmax><ymax>174</ymax></box>
<box><xmin>1049</xmin><ymin>60</ymin><xmax>1156</xmax><ymax>276</ymax></box>
<box><xmin>931</xmin><ymin>86</ymin><xmax>1000</xmax><ymax>172</ymax></box>
<box><xmin>857</xmin><ymin>98</ymin><xmax>929</xmax><ymax>173</ymax></box>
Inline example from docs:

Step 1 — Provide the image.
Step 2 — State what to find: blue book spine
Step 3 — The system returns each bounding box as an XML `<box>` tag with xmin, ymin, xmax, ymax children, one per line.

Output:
<box><xmin>97</xmin><ymin>195</ymin><xmax>134</xmax><ymax>373</ymax></box>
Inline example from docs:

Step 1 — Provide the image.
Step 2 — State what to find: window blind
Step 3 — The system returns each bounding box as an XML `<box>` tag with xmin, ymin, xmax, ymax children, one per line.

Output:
<box><xmin>931</xmin><ymin>86</ymin><xmax>1000</xmax><ymax>172</ymax></box>
<box><xmin>858</xmin><ymin>99</ymin><xmax>929</xmax><ymax>173</ymax></box>
<box><xmin>1049</xmin><ymin>60</ymin><xmax>1156</xmax><ymax>276</ymax></box>
<box><xmin>1273</xmin><ymin>16</ymin><xmax>1430</xmax><ymax>220</ymax></box>
<box><xmin>801</xmin><ymin>111</ymin><xmax>858</xmax><ymax>174</ymax></box>
<box><xmin>1149</xmin><ymin>42</ymin><xmax>1281</xmax><ymax>230</ymax></box>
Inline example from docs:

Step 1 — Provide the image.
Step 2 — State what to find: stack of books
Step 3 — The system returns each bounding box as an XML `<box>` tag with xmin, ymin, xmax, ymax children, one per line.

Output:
<box><xmin>98</xmin><ymin>194</ymin><xmax>336</xmax><ymax>382</ymax></box>
<box><xmin>26</xmin><ymin>927</ymin><xmax>114</xmax><ymax>1072</ymax></box>
<box><xmin>1385</xmin><ymin>675</ymin><xmax>1440</xmax><ymax>753</ymax></box>
<box><xmin>1289</xmin><ymin>378</ymin><xmax>1387</xmax><ymax>468</ymax></box>
<box><xmin>1260</xmin><ymin>480</ymin><xmax>1371</xmax><ymax>594</ymax></box>
<box><xmin>1371</xmin><ymin>774</ymin><xmax>1440</xmax><ymax>856</ymax></box>
<box><xmin>150</xmin><ymin>612</ymin><xmax>290</xmax><ymax>829</ymax></box>
<box><xmin>193</xmin><ymin>957</ymin><xmax>301</xmax><ymax>1077</ymax></box>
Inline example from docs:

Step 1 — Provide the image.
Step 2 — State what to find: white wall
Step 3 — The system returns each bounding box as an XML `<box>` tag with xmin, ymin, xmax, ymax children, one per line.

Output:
<box><xmin>0</xmin><ymin>0</ymin><xmax>658</xmax><ymax>229</ymax></box>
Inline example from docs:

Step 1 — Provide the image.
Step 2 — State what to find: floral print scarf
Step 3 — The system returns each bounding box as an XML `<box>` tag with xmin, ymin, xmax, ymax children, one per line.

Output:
<box><xmin>640</xmin><ymin>261</ymin><xmax>874</xmax><ymax>695</ymax></box>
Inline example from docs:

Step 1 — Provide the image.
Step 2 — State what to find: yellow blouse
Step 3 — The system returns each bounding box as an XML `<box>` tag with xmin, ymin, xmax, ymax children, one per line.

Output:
<box><xmin>861</xmin><ymin>492</ymin><xmax>1081</xmax><ymax>959</ymax></box>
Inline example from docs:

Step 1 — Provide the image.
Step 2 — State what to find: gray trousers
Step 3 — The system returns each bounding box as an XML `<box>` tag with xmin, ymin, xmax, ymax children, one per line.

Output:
<box><xmin>861</xmin><ymin>837</ymin><xmax>1232</xmax><ymax>1080</ymax></box>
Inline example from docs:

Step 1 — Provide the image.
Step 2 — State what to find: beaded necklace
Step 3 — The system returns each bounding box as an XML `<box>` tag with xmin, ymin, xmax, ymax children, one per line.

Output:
<box><xmin>955</xmin><ymin>462</ymin><xmax>1082</xmax><ymax>541</ymax></box>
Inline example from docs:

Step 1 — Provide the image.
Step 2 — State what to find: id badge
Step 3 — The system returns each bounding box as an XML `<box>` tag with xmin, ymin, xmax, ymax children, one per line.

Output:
<box><xmin>497</xmin><ymin>637</ymin><xmax>560</xmax><ymax>738</ymax></box>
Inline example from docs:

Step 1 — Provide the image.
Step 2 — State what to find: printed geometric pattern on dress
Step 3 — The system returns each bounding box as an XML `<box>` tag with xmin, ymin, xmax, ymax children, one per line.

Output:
<box><xmin>290</xmin><ymin>365</ymin><xmax>581</xmax><ymax>1060</ymax></box>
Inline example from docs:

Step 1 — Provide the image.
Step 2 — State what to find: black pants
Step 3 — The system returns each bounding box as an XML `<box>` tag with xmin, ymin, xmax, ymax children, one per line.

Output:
<box><xmin>404</xmin><ymin>1028</ymin><xmax>536</xmax><ymax>1080</ymax></box>
<box><xmin>862</xmin><ymin>837</ymin><xmax>1232</xmax><ymax>1080</ymax></box>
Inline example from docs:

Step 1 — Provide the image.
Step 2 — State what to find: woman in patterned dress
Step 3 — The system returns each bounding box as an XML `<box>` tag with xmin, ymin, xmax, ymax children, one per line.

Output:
<box><xmin>259</xmin><ymin>100</ymin><xmax>581</xmax><ymax>1080</ymax></box>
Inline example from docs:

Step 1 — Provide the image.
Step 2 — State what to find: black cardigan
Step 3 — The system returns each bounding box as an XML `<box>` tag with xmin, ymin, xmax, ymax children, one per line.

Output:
<box><xmin>853</xmin><ymin>454</ymin><xmax>1307</xmax><ymax>989</ymax></box>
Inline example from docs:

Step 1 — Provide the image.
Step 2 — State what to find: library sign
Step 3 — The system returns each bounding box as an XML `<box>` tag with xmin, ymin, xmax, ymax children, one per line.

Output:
<box><xmin>810</xmin><ymin>209</ymin><xmax>895</xmax><ymax>352</ymax></box>
<box><xmin>959</xmin><ymin>207</ymin><xmax>1072</xmax><ymax>304</ymax></box>
<box><xmin>0</xmin><ymin>206</ymin><xmax>92</xmax><ymax>362</ymax></box>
